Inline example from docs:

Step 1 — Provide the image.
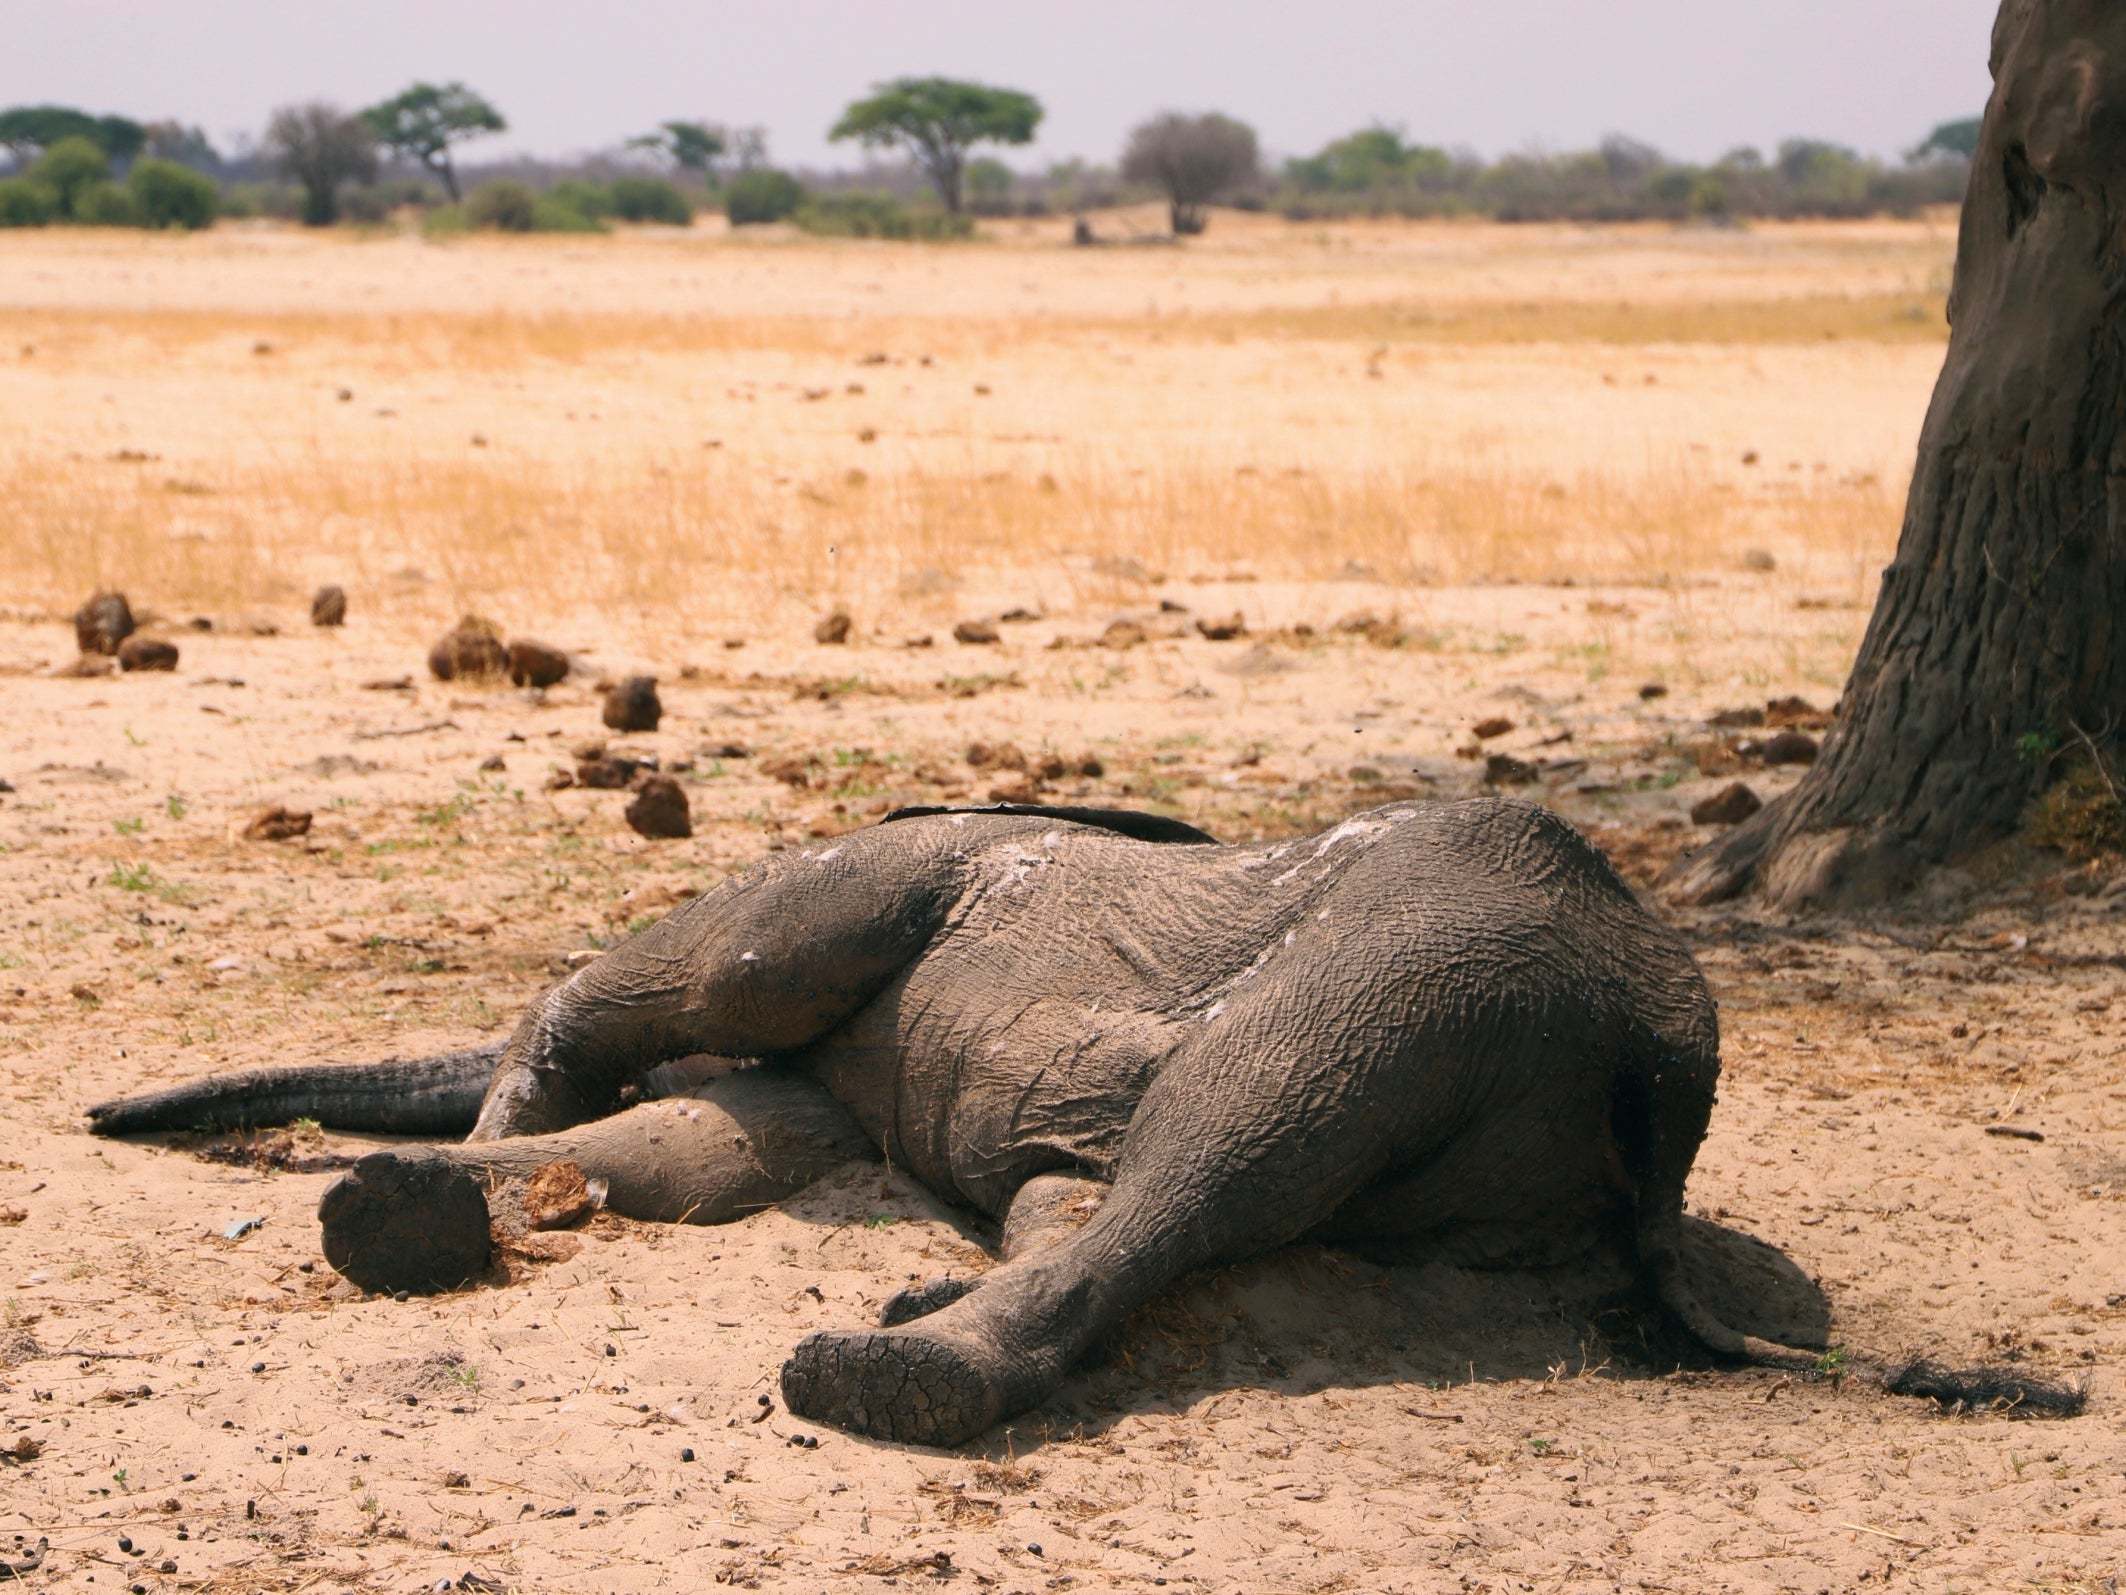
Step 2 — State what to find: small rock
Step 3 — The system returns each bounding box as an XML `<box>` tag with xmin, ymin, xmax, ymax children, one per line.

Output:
<box><xmin>1638</xmin><ymin>682</ymin><xmax>1668</xmax><ymax>701</ymax></box>
<box><xmin>1690</xmin><ymin>782</ymin><xmax>1763</xmax><ymax>826</ymax></box>
<box><xmin>1195</xmin><ymin>613</ymin><xmax>1246</xmax><ymax>641</ymax></box>
<box><xmin>428</xmin><ymin>615</ymin><xmax>507</xmax><ymax>681</ymax></box>
<box><xmin>1741</xmin><ymin>547</ymin><xmax>1776</xmax><ymax>572</ymax></box>
<box><xmin>952</xmin><ymin>619</ymin><xmax>1001</xmax><ymax>645</ymax></box>
<box><xmin>75</xmin><ymin>591</ymin><xmax>136</xmax><ymax>655</ymax></box>
<box><xmin>814</xmin><ymin>611</ymin><xmax>853</xmax><ymax>646</ymax></box>
<box><xmin>310</xmin><ymin>585</ymin><xmax>347</xmax><ymax>627</ymax></box>
<box><xmin>1761</xmin><ymin>729</ymin><xmax>1820</xmax><ymax>766</ymax></box>
<box><xmin>1472</xmin><ymin>717</ymin><xmax>1515</xmax><ymax>740</ymax></box>
<box><xmin>577</xmin><ymin>752</ymin><xmax>648</xmax><ymax>789</ymax></box>
<box><xmin>1764</xmin><ymin>695</ymin><xmax>1832</xmax><ymax>730</ymax></box>
<box><xmin>998</xmin><ymin>607</ymin><xmax>1040</xmax><ymax>623</ymax></box>
<box><xmin>603</xmin><ymin>676</ymin><xmax>662</xmax><ymax>733</ymax></box>
<box><xmin>1099</xmin><ymin>619</ymin><xmax>1146</xmax><ymax>650</ymax></box>
<box><xmin>478</xmin><ymin>754</ymin><xmax>506</xmax><ymax>773</ymax></box>
<box><xmin>507</xmin><ymin>638</ymin><xmax>570</xmax><ymax>689</ymax></box>
<box><xmin>244</xmin><ymin>806</ymin><xmax>313</xmax><ymax>842</ymax></box>
<box><xmin>625</xmin><ymin>775</ymin><xmax>691</xmax><ymax>839</ymax></box>
<box><xmin>1709</xmin><ymin>706</ymin><xmax>1766</xmax><ymax>729</ymax></box>
<box><xmin>1484</xmin><ymin>753</ymin><xmax>1540</xmax><ymax>787</ymax></box>
<box><xmin>117</xmin><ymin>635</ymin><xmax>179</xmax><ymax>672</ymax></box>
<box><xmin>966</xmin><ymin>742</ymin><xmax>1026</xmax><ymax>771</ymax></box>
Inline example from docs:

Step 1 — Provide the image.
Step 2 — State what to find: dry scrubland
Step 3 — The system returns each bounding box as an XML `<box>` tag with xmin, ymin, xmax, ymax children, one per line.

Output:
<box><xmin>2</xmin><ymin>211</ymin><xmax>2123</xmax><ymax>1594</ymax></box>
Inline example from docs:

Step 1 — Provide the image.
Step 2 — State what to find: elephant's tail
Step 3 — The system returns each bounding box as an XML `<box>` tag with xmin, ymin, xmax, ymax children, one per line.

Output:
<box><xmin>1640</xmin><ymin>1214</ymin><xmax>2087</xmax><ymax>1419</ymax></box>
<box><xmin>85</xmin><ymin>1041</ymin><xmax>505</xmax><ymax>1138</ymax></box>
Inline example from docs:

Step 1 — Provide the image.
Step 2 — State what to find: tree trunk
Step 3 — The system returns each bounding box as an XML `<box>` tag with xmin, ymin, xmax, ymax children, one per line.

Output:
<box><xmin>1668</xmin><ymin>0</ymin><xmax>2126</xmax><ymax>911</ymax></box>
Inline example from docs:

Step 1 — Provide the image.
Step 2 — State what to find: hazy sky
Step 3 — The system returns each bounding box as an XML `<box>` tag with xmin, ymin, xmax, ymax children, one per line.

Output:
<box><xmin>14</xmin><ymin>1</ymin><xmax>1996</xmax><ymax>169</ymax></box>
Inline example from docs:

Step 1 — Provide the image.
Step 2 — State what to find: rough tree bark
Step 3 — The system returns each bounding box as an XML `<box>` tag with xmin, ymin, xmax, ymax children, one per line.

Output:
<box><xmin>1669</xmin><ymin>0</ymin><xmax>2126</xmax><ymax>910</ymax></box>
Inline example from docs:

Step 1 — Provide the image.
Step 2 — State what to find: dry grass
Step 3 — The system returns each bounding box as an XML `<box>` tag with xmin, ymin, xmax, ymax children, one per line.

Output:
<box><xmin>0</xmin><ymin>218</ymin><xmax>1944</xmax><ymax>630</ymax></box>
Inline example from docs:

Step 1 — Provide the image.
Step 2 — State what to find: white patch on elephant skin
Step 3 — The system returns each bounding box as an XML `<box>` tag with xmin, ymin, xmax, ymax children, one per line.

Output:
<box><xmin>1201</xmin><ymin>1000</ymin><xmax>1227</xmax><ymax>1024</ymax></box>
<box><xmin>739</xmin><ymin>950</ymin><xmax>759</xmax><ymax>962</ymax></box>
<box><xmin>1270</xmin><ymin>813</ymin><xmax>1400</xmax><ymax>885</ymax></box>
<box><xmin>815</xmin><ymin>845</ymin><xmax>844</xmax><ymax>862</ymax></box>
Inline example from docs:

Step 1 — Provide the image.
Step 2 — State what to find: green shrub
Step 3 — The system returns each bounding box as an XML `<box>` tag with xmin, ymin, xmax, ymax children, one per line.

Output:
<box><xmin>606</xmin><ymin>174</ymin><xmax>692</xmax><ymax>224</ymax></box>
<box><xmin>529</xmin><ymin>194</ymin><xmax>603</xmax><ymax>232</ymax></box>
<box><xmin>794</xmin><ymin>191</ymin><xmax>972</xmax><ymax>240</ymax></box>
<box><xmin>73</xmin><ymin>180</ymin><xmax>140</xmax><ymax>226</ymax></box>
<box><xmin>420</xmin><ymin>203</ymin><xmax>470</xmax><ymax>238</ymax></box>
<box><xmin>126</xmin><ymin>158</ymin><xmax>217</xmax><ymax>229</ymax></box>
<box><xmin>465</xmin><ymin>178</ymin><xmax>538</xmax><ymax>231</ymax></box>
<box><xmin>31</xmin><ymin>135</ymin><xmax>109</xmax><ymax>216</ymax></box>
<box><xmin>723</xmin><ymin>168</ymin><xmax>803</xmax><ymax>225</ymax></box>
<box><xmin>547</xmin><ymin>179</ymin><xmax>614</xmax><ymax>221</ymax></box>
<box><xmin>0</xmin><ymin>177</ymin><xmax>57</xmax><ymax>227</ymax></box>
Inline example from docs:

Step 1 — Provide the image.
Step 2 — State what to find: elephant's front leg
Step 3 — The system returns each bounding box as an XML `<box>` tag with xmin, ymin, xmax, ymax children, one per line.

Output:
<box><xmin>781</xmin><ymin>992</ymin><xmax>1417</xmax><ymax>1445</ymax></box>
<box><xmin>878</xmin><ymin>1171</ymin><xmax>1111</xmax><ymax>1327</ymax></box>
<box><xmin>318</xmin><ymin>1069</ymin><xmax>877</xmax><ymax>1293</ymax></box>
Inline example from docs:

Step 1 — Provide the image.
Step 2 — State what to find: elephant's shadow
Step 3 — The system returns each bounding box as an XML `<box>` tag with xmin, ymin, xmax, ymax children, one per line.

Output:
<box><xmin>1051</xmin><ymin>1216</ymin><xmax>1830</xmax><ymax>1443</ymax></box>
<box><xmin>779</xmin><ymin>1171</ymin><xmax>1828</xmax><ymax>1448</ymax></box>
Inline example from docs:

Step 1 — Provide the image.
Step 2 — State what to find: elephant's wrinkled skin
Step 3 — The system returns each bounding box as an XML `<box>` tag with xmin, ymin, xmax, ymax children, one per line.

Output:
<box><xmin>91</xmin><ymin>798</ymin><xmax>1814</xmax><ymax>1445</ymax></box>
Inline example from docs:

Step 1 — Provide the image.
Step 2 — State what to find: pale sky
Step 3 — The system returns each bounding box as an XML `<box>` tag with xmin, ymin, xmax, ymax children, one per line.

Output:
<box><xmin>11</xmin><ymin>1</ymin><xmax>1996</xmax><ymax>169</ymax></box>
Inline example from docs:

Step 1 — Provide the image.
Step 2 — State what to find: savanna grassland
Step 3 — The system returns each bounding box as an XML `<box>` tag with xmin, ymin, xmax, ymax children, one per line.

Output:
<box><xmin>1</xmin><ymin>211</ymin><xmax>2122</xmax><ymax>1595</ymax></box>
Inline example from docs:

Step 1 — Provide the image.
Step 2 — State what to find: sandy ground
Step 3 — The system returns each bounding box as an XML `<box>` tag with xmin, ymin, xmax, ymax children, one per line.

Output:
<box><xmin>2</xmin><ymin>219</ymin><xmax>2123</xmax><ymax>1594</ymax></box>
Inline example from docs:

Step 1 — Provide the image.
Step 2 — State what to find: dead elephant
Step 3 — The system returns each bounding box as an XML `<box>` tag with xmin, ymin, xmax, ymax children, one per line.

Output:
<box><xmin>88</xmin><ymin>799</ymin><xmax>2079</xmax><ymax>1443</ymax></box>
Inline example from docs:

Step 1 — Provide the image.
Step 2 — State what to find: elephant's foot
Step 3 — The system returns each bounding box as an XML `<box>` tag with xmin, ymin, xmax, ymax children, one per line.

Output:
<box><xmin>318</xmin><ymin>1150</ymin><xmax>492</xmax><ymax>1293</ymax></box>
<box><xmin>780</xmin><ymin>1325</ymin><xmax>1012</xmax><ymax>1447</ymax></box>
<box><xmin>878</xmin><ymin>1275</ymin><xmax>975</xmax><ymax>1327</ymax></box>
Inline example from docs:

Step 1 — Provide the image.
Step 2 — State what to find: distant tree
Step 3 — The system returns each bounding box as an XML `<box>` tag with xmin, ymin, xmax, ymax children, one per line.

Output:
<box><xmin>631</xmin><ymin>120</ymin><xmax>725</xmax><ymax>179</ymax></box>
<box><xmin>266</xmin><ymin>103</ymin><xmax>379</xmax><ymax>226</ymax></box>
<box><xmin>30</xmin><ymin>137</ymin><xmax>110</xmax><ymax>217</ymax></box>
<box><xmin>606</xmin><ymin>174</ymin><xmax>693</xmax><ymax>224</ymax></box>
<box><xmin>1286</xmin><ymin>125</ymin><xmax>1451</xmax><ymax>193</ymax></box>
<box><xmin>1121</xmin><ymin>112</ymin><xmax>1260</xmax><ymax>235</ymax></box>
<box><xmin>1909</xmin><ymin>116</ymin><xmax>1982</xmax><ymax>161</ymax></box>
<box><xmin>726</xmin><ymin>126</ymin><xmax>770</xmax><ymax>172</ymax></box>
<box><xmin>1715</xmin><ymin>145</ymin><xmax>1766</xmax><ymax>171</ymax></box>
<box><xmin>363</xmin><ymin>81</ymin><xmax>505</xmax><ymax>201</ymax></box>
<box><xmin>1597</xmin><ymin>134</ymin><xmax>1666</xmax><ymax>186</ymax></box>
<box><xmin>0</xmin><ymin>105</ymin><xmax>144</xmax><ymax>168</ymax></box>
<box><xmin>829</xmin><ymin>77</ymin><xmax>1042</xmax><ymax>213</ymax></box>
<box><xmin>143</xmin><ymin>121</ymin><xmax>221</xmax><ymax>172</ymax></box>
<box><xmin>965</xmin><ymin>156</ymin><xmax>1015</xmax><ymax>212</ymax></box>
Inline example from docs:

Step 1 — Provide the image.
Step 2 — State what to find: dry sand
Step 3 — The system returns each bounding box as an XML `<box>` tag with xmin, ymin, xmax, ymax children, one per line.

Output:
<box><xmin>1</xmin><ymin>216</ymin><xmax>2122</xmax><ymax>1594</ymax></box>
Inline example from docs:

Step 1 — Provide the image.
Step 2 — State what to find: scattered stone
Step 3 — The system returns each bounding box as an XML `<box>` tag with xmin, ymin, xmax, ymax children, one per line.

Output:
<box><xmin>602</xmin><ymin>676</ymin><xmax>662</xmax><ymax>733</ymax></box>
<box><xmin>1472</xmin><ymin>717</ymin><xmax>1515</xmax><ymax>740</ymax></box>
<box><xmin>1761</xmin><ymin>729</ymin><xmax>1820</xmax><ymax>766</ymax></box>
<box><xmin>57</xmin><ymin>654</ymin><xmax>116</xmax><ymax>678</ymax></box>
<box><xmin>1195</xmin><ymin>613</ymin><xmax>1246</xmax><ymax>641</ymax></box>
<box><xmin>814</xmin><ymin>611</ymin><xmax>853</xmax><ymax>645</ymax></box>
<box><xmin>1690</xmin><ymin>782</ymin><xmax>1763</xmax><ymax>826</ymax></box>
<box><xmin>966</xmin><ymin>742</ymin><xmax>1027</xmax><ymax>772</ymax></box>
<box><xmin>188</xmin><ymin>615</ymin><xmax>214</xmax><ymax>631</ymax></box>
<box><xmin>74</xmin><ymin>591</ymin><xmax>135</xmax><ymax>654</ymax></box>
<box><xmin>1764</xmin><ymin>695</ymin><xmax>1833</xmax><ymax>730</ymax></box>
<box><xmin>243</xmin><ymin>806</ymin><xmax>313</xmax><ymax>842</ymax></box>
<box><xmin>362</xmin><ymin>675</ymin><xmax>414</xmax><ymax>692</ymax></box>
<box><xmin>1158</xmin><ymin>598</ymin><xmax>1190</xmax><ymax>614</ymax></box>
<box><xmin>1709</xmin><ymin>706</ymin><xmax>1766</xmax><ymax>729</ymax></box>
<box><xmin>117</xmin><ymin>635</ymin><xmax>179</xmax><ymax>672</ymax></box>
<box><xmin>953</xmin><ymin>619</ymin><xmax>1001</xmax><ymax>645</ymax></box>
<box><xmin>507</xmin><ymin>638</ymin><xmax>570</xmax><ymax>689</ymax></box>
<box><xmin>521</xmin><ymin>1160</ymin><xmax>597</xmax><ymax>1230</ymax></box>
<box><xmin>1099</xmin><ymin>619</ymin><xmax>1146</xmax><ymax>650</ymax></box>
<box><xmin>1484</xmin><ymin>753</ymin><xmax>1540</xmax><ymax>787</ymax></box>
<box><xmin>1741</xmin><ymin>547</ymin><xmax>1777</xmax><ymax>572</ymax></box>
<box><xmin>998</xmin><ymin>607</ymin><xmax>1040</xmax><ymax>623</ymax></box>
<box><xmin>427</xmin><ymin>615</ymin><xmax>508</xmax><ymax>681</ymax></box>
<box><xmin>577</xmin><ymin>752</ymin><xmax>648</xmax><ymax>789</ymax></box>
<box><xmin>625</xmin><ymin>775</ymin><xmax>691</xmax><ymax>839</ymax></box>
<box><xmin>1638</xmin><ymin>682</ymin><xmax>1669</xmax><ymax>701</ymax></box>
<box><xmin>478</xmin><ymin>754</ymin><xmax>506</xmax><ymax>773</ymax></box>
<box><xmin>902</xmin><ymin>635</ymin><xmax>934</xmax><ymax>649</ymax></box>
<box><xmin>310</xmin><ymin>585</ymin><xmax>347</xmax><ymax>627</ymax></box>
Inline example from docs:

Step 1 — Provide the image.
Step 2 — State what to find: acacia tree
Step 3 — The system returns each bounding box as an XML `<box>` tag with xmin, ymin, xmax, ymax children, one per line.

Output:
<box><xmin>266</xmin><ymin>103</ymin><xmax>378</xmax><ymax>226</ymax></box>
<box><xmin>363</xmin><ymin>81</ymin><xmax>504</xmax><ymax>201</ymax></box>
<box><xmin>1120</xmin><ymin>112</ymin><xmax>1260</xmax><ymax>235</ymax></box>
<box><xmin>829</xmin><ymin>77</ymin><xmax>1041</xmax><ymax>213</ymax></box>
<box><xmin>0</xmin><ymin>105</ymin><xmax>144</xmax><ymax>168</ymax></box>
<box><xmin>1671</xmin><ymin>0</ymin><xmax>2126</xmax><ymax>910</ymax></box>
<box><xmin>631</xmin><ymin>120</ymin><xmax>725</xmax><ymax>180</ymax></box>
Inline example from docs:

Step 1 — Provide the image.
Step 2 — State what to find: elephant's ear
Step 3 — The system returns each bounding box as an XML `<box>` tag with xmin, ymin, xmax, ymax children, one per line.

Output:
<box><xmin>880</xmin><ymin>803</ymin><xmax>1220</xmax><ymax>846</ymax></box>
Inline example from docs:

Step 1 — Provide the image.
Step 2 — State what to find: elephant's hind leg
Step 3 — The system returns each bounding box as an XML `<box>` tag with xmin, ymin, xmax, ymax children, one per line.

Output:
<box><xmin>319</xmin><ymin>1069</ymin><xmax>876</xmax><ymax>1294</ymax></box>
<box><xmin>784</xmin><ymin>991</ymin><xmax>1413</xmax><ymax>1445</ymax></box>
